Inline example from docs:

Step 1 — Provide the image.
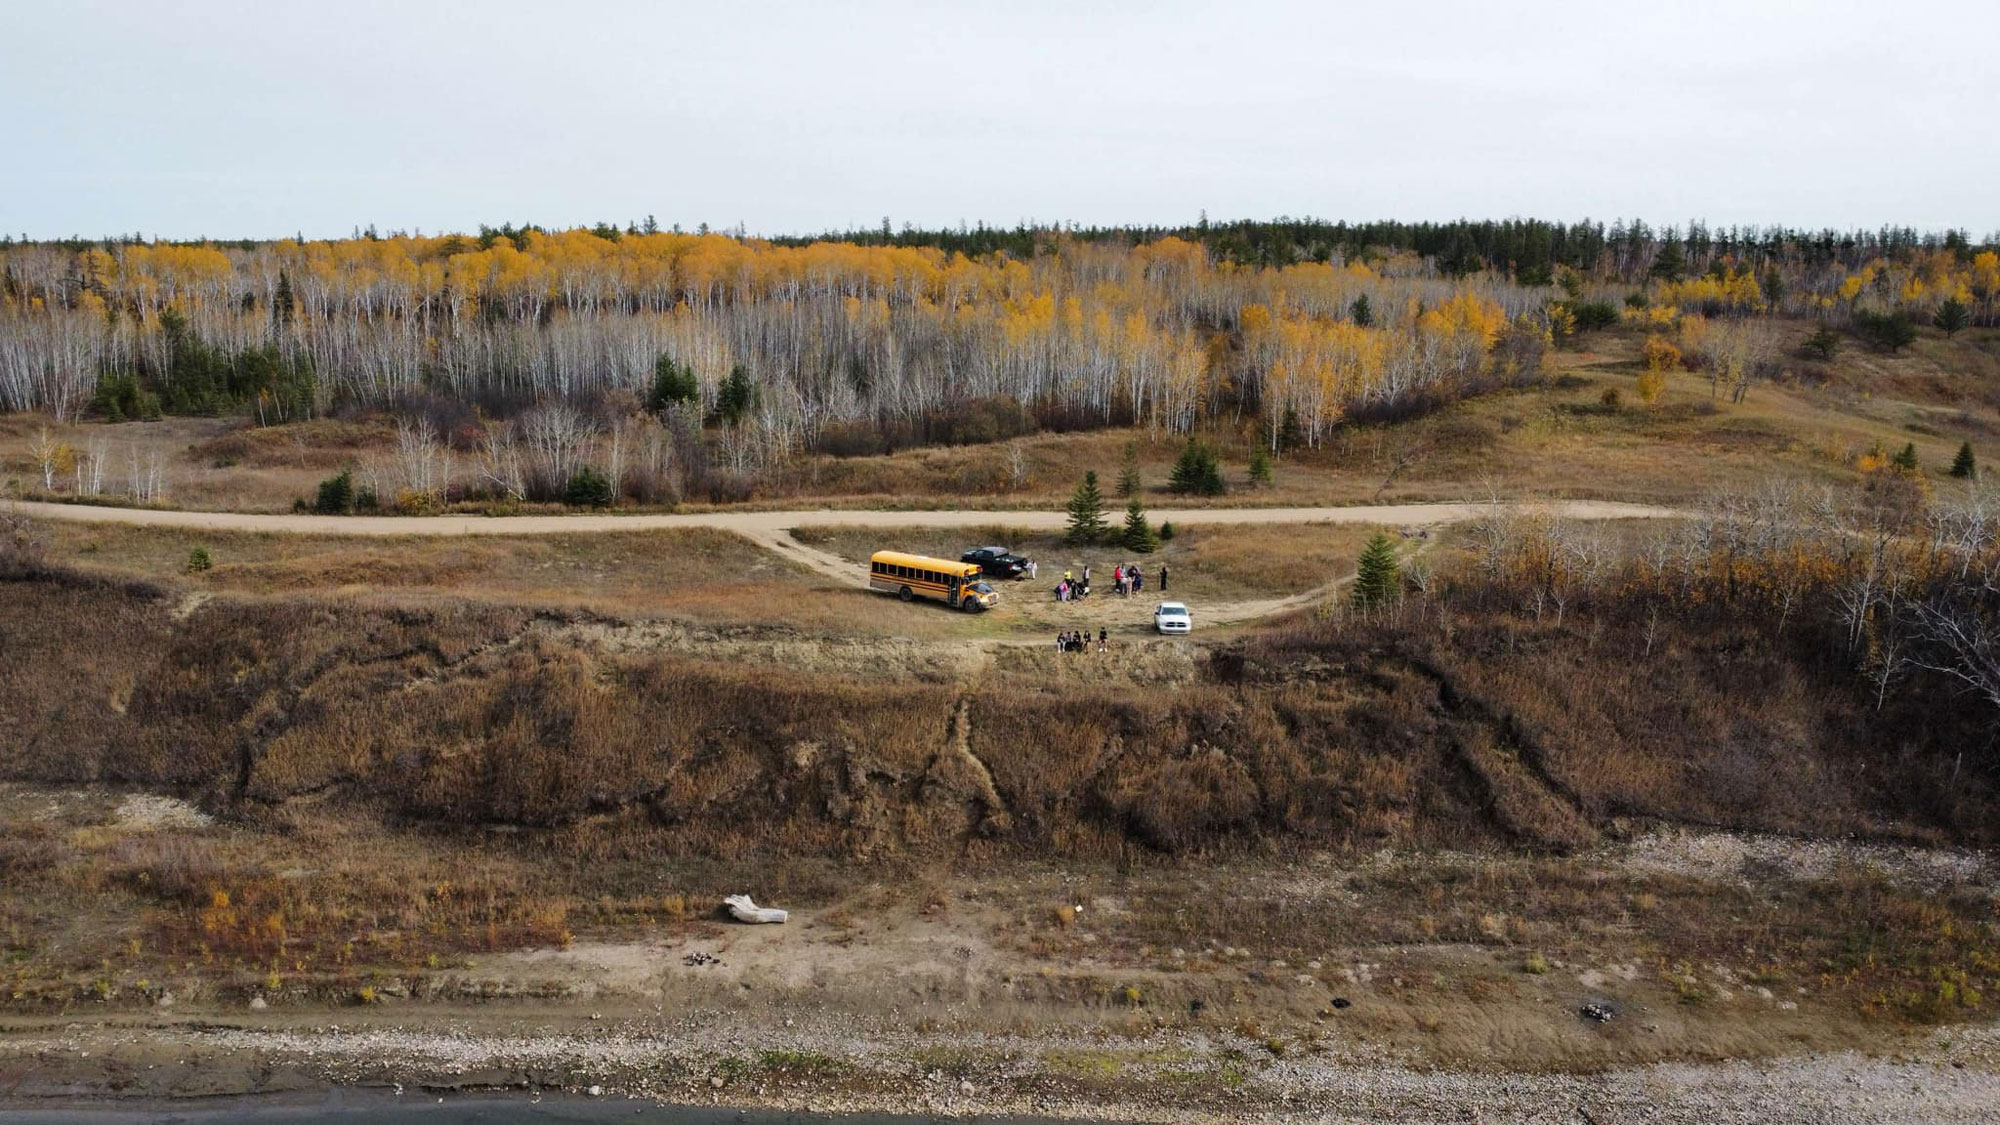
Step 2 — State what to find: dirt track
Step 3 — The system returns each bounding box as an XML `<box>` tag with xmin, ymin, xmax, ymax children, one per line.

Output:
<box><xmin>3</xmin><ymin>497</ymin><xmax>1678</xmax><ymax>626</ymax></box>
<box><xmin>1</xmin><ymin>497</ymin><xmax>1678</xmax><ymax>538</ymax></box>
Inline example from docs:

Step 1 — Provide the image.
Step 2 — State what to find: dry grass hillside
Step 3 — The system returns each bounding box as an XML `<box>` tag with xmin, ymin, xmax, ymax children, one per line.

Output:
<box><xmin>2</xmin><ymin>556</ymin><xmax>1997</xmax><ymax>1046</ymax></box>
<box><xmin>4</xmin><ymin>325</ymin><xmax>1996</xmax><ymax>514</ymax></box>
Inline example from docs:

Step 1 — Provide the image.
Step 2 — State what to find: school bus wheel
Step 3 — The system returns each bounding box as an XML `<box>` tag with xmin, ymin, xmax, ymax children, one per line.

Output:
<box><xmin>899</xmin><ymin>586</ymin><xmax>913</xmax><ymax>602</ymax></box>
<box><xmin>961</xmin><ymin>596</ymin><xmax>979</xmax><ymax>613</ymax></box>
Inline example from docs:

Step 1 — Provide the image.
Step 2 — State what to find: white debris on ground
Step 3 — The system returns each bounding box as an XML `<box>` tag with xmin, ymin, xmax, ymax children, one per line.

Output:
<box><xmin>724</xmin><ymin>894</ymin><xmax>788</xmax><ymax>924</ymax></box>
<box><xmin>1616</xmin><ymin>827</ymin><xmax>1992</xmax><ymax>891</ymax></box>
<box><xmin>114</xmin><ymin>793</ymin><xmax>214</xmax><ymax>830</ymax></box>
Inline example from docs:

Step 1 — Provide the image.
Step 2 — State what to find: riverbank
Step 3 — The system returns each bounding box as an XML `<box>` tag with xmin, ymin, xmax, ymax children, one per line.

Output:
<box><xmin>4</xmin><ymin>1014</ymin><xmax>2000</xmax><ymax>1124</ymax></box>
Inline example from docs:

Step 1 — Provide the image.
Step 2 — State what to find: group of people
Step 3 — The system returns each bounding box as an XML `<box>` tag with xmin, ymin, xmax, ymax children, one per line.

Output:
<box><xmin>1054</xmin><ymin>561</ymin><xmax>1169</xmax><ymax>603</ymax></box>
<box><xmin>1055</xmin><ymin>568</ymin><xmax>1088</xmax><ymax>602</ymax></box>
<box><xmin>1111</xmin><ymin>561</ymin><xmax>1167</xmax><ymax>596</ymax></box>
<box><xmin>1056</xmin><ymin>628</ymin><xmax>1106</xmax><ymax>654</ymax></box>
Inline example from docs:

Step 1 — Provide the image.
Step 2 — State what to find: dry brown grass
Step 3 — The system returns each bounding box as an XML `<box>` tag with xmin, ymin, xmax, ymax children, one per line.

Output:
<box><xmin>7</xmin><ymin>552</ymin><xmax>1991</xmax><ymax>861</ymax></box>
<box><xmin>32</xmin><ymin>521</ymin><xmax>845</xmax><ymax>621</ymax></box>
<box><xmin>797</xmin><ymin>520</ymin><xmax>1383</xmax><ymax>602</ymax></box>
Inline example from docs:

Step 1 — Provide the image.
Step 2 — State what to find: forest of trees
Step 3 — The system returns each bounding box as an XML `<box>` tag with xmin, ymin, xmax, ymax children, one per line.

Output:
<box><xmin>1</xmin><ymin>219</ymin><xmax>1995</xmax><ymax>471</ymax></box>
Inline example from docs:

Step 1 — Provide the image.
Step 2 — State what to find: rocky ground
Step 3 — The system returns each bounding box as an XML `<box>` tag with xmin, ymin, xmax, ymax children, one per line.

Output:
<box><xmin>2</xmin><ymin>1014</ymin><xmax>1998</xmax><ymax>1122</ymax></box>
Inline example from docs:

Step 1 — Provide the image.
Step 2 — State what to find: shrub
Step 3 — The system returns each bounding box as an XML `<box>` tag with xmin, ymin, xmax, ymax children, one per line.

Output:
<box><xmin>1116</xmin><ymin>441</ymin><xmax>1141</xmax><ymax>497</ymax></box>
<box><xmin>313</xmin><ymin>469</ymin><xmax>355</xmax><ymax>515</ymax></box>
<box><xmin>0</xmin><ymin>514</ymin><xmax>48</xmax><ymax>579</ymax></box>
<box><xmin>1248</xmin><ymin>444</ymin><xmax>1273</xmax><ymax>486</ymax></box>
<box><xmin>1635</xmin><ymin>368</ymin><xmax>1666</xmax><ymax>405</ymax></box>
<box><xmin>1855</xmin><ymin>310</ymin><xmax>1918</xmax><ymax>353</ymax></box>
<box><xmin>1600</xmin><ymin>387</ymin><xmax>1622</xmax><ymax>410</ymax></box>
<box><xmin>1489</xmin><ymin>318</ymin><xmax>1547</xmax><ymax>383</ymax></box>
<box><xmin>648</xmin><ymin>355</ymin><xmax>700</xmax><ymax>412</ymax></box>
<box><xmin>185</xmin><ymin>547</ymin><xmax>213</xmax><ymax>573</ymax></box>
<box><xmin>715</xmin><ymin>365</ymin><xmax>758</xmax><ymax>427</ymax></box>
<box><xmin>1168</xmin><ymin>441</ymin><xmax>1225</xmax><ymax>496</ymax></box>
<box><xmin>1643</xmin><ymin>335</ymin><xmax>1682</xmax><ymax>372</ymax></box>
<box><xmin>1158</xmin><ymin>520</ymin><xmax>1175</xmax><ymax>541</ymax></box>
<box><xmin>940</xmin><ymin>395</ymin><xmax>1037</xmax><ymax>446</ymax></box>
<box><xmin>1277</xmin><ymin>407</ymin><xmax>1303</xmax><ymax>452</ymax></box>
<box><xmin>1805</xmin><ymin>325</ymin><xmax>1842</xmax><ymax>361</ymax></box>
<box><xmin>564</xmin><ymin>466</ymin><xmax>615</xmax><ymax>508</ymax></box>
<box><xmin>1936</xmin><ymin>298</ymin><xmax>1969</xmax><ymax>339</ymax></box>
<box><xmin>1571</xmin><ymin>300</ymin><xmax>1619</xmax><ymax>331</ymax></box>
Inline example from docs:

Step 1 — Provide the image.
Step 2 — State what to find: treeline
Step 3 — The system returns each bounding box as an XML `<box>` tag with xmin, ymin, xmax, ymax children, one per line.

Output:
<box><xmin>2</xmin><ymin>218</ymin><xmax>1994</xmax><ymax>461</ymax></box>
<box><xmin>786</xmin><ymin>216</ymin><xmax>1998</xmax><ymax>282</ymax></box>
<box><xmin>0</xmin><ymin>232</ymin><xmax>1547</xmax><ymax>456</ymax></box>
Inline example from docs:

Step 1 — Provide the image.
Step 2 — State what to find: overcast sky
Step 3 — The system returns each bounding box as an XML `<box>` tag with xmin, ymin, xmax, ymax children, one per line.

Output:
<box><xmin>4</xmin><ymin>0</ymin><xmax>1996</xmax><ymax>241</ymax></box>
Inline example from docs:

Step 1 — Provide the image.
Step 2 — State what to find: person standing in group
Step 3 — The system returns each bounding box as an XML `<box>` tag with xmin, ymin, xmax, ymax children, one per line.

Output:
<box><xmin>1097</xmin><ymin>627</ymin><xmax>1107</xmax><ymax>654</ymax></box>
<box><xmin>1028</xmin><ymin>559</ymin><xmax>1037</xmax><ymax>580</ymax></box>
<box><xmin>1083</xmin><ymin>564</ymin><xmax>1092</xmax><ymax>590</ymax></box>
<box><xmin>1159</xmin><ymin>563</ymin><xmax>1168</xmax><ymax>592</ymax></box>
<box><xmin>1132</xmin><ymin>565</ymin><xmax>1143</xmax><ymax>593</ymax></box>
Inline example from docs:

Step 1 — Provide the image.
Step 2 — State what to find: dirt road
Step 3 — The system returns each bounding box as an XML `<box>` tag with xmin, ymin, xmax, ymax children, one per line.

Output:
<box><xmin>5</xmin><ymin>497</ymin><xmax>1674</xmax><ymax>612</ymax></box>
<box><xmin>1</xmin><ymin>497</ymin><xmax>1677</xmax><ymax>540</ymax></box>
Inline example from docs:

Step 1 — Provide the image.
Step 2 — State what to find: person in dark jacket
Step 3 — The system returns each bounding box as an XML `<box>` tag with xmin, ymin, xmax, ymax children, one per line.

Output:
<box><xmin>1159</xmin><ymin>563</ymin><xmax>1169</xmax><ymax>592</ymax></box>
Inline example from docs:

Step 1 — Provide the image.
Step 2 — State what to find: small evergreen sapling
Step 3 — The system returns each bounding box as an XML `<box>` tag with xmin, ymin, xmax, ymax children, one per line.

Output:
<box><xmin>1122</xmin><ymin>496</ymin><xmax>1159</xmax><ymax>553</ymax></box>
<box><xmin>1351</xmin><ymin>532</ymin><xmax>1401</xmax><ymax>609</ymax></box>
<box><xmin>1248</xmin><ymin>443</ymin><xmax>1273</xmax><ymax>486</ymax></box>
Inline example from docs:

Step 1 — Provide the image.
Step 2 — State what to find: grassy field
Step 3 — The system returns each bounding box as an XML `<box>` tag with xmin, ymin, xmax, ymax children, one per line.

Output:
<box><xmin>796</xmin><ymin>519</ymin><xmax>1389</xmax><ymax>603</ymax></box>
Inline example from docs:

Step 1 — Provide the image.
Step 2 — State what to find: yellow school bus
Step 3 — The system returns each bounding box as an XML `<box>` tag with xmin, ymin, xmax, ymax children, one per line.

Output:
<box><xmin>868</xmin><ymin>551</ymin><xmax>998</xmax><ymax>612</ymax></box>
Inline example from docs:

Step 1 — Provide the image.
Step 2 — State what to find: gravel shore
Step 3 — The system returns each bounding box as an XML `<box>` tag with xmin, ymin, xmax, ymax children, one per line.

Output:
<box><xmin>4</xmin><ymin>1017</ymin><xmax>1996</xmax><ymax>1123</ymax></box>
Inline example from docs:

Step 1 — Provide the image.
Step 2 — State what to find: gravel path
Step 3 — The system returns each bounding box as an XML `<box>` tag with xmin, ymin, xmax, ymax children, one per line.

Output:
<box><xmin>1</xmin><ymin>498</ymin><xmax>1680</xmax><ymax>539</ymax></box>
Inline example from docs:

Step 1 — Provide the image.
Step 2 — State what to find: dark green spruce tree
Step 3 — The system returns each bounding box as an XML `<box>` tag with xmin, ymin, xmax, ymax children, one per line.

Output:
<box><xmin>1122</xmin><ymin>496</ymin><xmax>1158</xmax><ymax>553</ymax></box>
<box><xmin>1351</xmin><ymin>532</ymin><xmax>1401</xmax><ymax>609</ymax></box>
<box><xmin>1065</xmin><ymin>471</ymin><xmax>1107</xmax><ymax>544</ymax></box>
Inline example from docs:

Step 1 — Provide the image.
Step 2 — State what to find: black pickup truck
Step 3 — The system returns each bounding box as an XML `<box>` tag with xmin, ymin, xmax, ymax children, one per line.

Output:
<box><xmin>961</xmin><ymin>546</ymin><xmax>1033</xmax><ymax>579</ymax></box>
